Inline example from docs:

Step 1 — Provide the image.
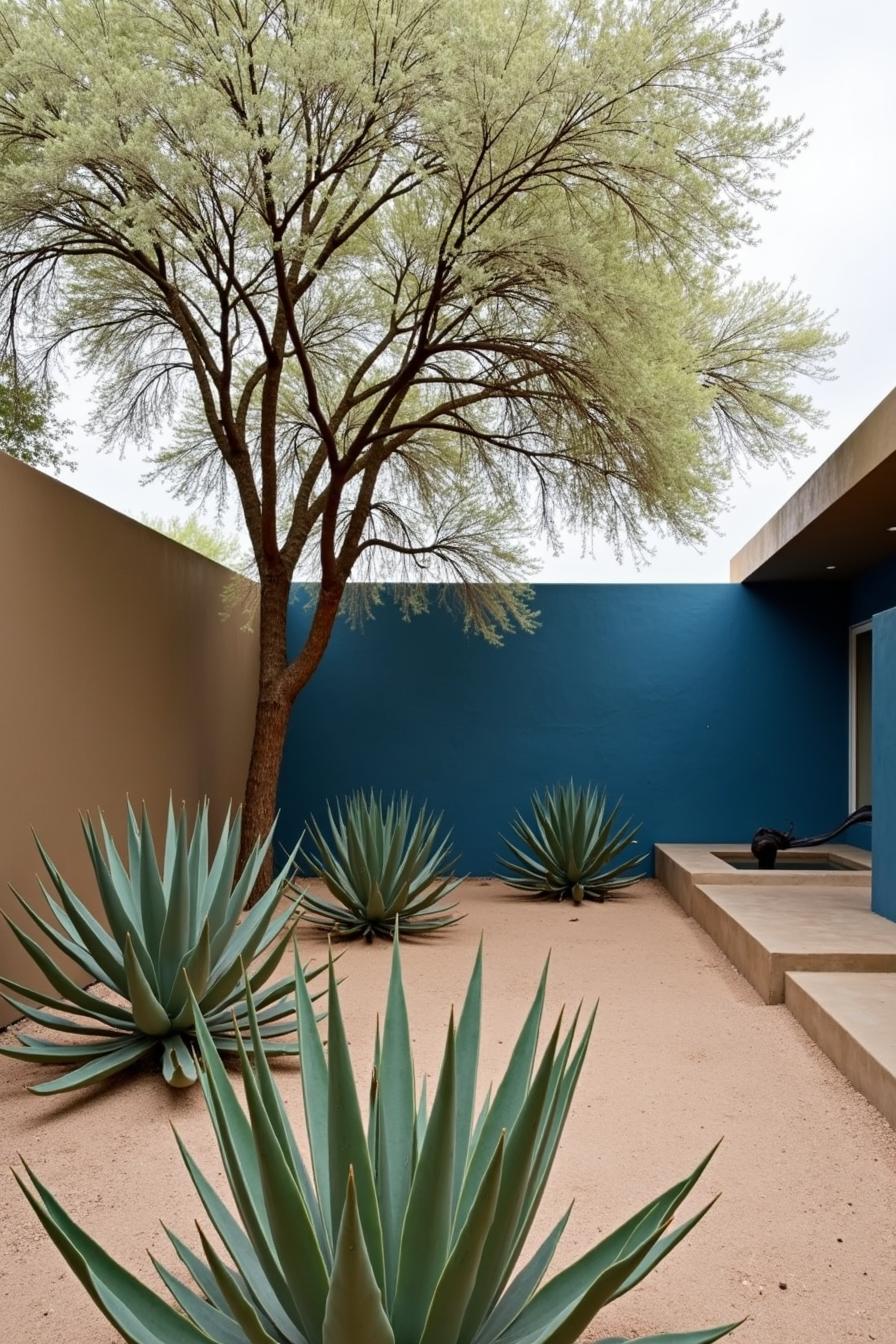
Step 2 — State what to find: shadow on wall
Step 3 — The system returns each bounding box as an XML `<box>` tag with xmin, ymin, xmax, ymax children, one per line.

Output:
<box><xmin>278</xmin><ymin>581</ymin><xmax>849</xmax><ymax>876</ymax></box>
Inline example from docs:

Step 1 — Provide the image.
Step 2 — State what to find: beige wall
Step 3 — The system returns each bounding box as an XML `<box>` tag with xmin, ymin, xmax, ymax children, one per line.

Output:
<box><xmin>0</xmin><ymin>453</ymin><xmax>259</xmax><ymax>1026</ymax></box>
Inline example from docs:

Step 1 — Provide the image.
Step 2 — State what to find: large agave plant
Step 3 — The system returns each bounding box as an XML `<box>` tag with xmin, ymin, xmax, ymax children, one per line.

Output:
<box><xmin>0</xmin><ymin>802</ymin><xmax>321</xmax><ymax>1092</ymax></box>
<box><xmin>18</xmin><ymin>940</ymin><xmax>738</xmax><ymax>1344</ymax></box>
<box><xmin>499</xmin><ymin>781</ymin><xmax>644</xmax><ymax>904</ymax></box>
<box><xmin>299</xmin><ymin>790</ymin><xmax>463</xmax><ymax>940</ymax></box>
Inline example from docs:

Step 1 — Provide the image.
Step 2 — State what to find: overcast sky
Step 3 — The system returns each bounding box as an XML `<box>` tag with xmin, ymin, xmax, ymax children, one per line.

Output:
<box><xmin>59</xmin><ymin>0</ymin><xmax>896</xmax><ymax>582</ymax></box>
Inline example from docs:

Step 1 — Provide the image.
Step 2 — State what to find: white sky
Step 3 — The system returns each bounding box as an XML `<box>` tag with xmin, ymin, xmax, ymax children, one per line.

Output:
<box><xmin>58</xmin><ymin>0</ymin><xmax>896</xmax><ymax>582</ymax></box>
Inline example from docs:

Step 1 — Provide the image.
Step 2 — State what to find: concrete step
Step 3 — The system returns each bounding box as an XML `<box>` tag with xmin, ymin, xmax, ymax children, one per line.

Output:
<box><xmin>687</xmin><ymin>883</ymin><xmax>896</xmax><ymax>1003</ymax></box>
<box><xmin>656</xmin><ymin>842</ymin><xmax>871</xmax><ymax>917</ymax></box>
<box><xmin>785</xmin><ymin>971</ymin><xmax>896</xmax><ymax>1129</ymax></box>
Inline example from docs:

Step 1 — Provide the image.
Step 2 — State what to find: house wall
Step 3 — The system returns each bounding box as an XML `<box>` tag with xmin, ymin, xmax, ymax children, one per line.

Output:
<box><xmin>278</xmin><ymin>582</ymin><xmax>848</xmax><ymax>876</ymax></box>
<box><xmin>845</xmin><ymin>554</ymin><xmax>896</xmax><ymax>850</ymax></box>
<box><xmin>848</xmin><ymin>553</ymin><xmax>896</xmax><ymax>626</ymax></box>
<box><xmin>872</xmin><ymin>604</ymin><xmax>896</xmax><ymax>920</ymax></box>
<box><xmin>0</xmin><ymin>454</ymin><xmax>259</xmax><ymax>1027</ymax></box>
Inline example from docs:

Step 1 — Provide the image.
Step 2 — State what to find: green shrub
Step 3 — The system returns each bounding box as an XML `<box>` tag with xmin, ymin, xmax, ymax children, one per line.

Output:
<box><xmin>499</xmin><ymin>781</ymin><xmax>644</xmax><ymax>903</ymax></box>
<box><xmin>299</xmin><ymin>790</ymin><xmax>463</xmax><ymax>940</ymax></box>
<box><xmin>0</xmin><ymin>802</ymin><xmax>323</xmax><ymax>1091</ymax></box>
<box><xmin>18</xmin><ymin>940</ymin><xmax>738</xmax><ymax>1344</ymax></box>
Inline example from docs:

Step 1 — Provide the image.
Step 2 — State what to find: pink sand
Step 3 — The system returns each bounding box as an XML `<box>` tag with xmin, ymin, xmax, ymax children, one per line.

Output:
<box><xmin>1</xmin><ymin>879</ymin><xmax>894</xmax><ymax>1342</ymax></box>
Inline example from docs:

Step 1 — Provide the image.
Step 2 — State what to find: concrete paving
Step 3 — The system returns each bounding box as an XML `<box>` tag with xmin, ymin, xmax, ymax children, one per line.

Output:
<box><xmin>689</xmin><ymin>882</ymin><xmax>896</xmax><ymax>1003</ymax></box>
<box><xmin>786</xmin><ymin>971</ymin><xmax>896</xmax><ymax>1129</ymax></box>
<box><xmin>655</xmin><ymin>843</ymin><xmax>888</xmax><ymax>1002</ymax></box>
<box><xmin>655</xmin><ymin>842</ymin><xmax>871</xmax><ymax>917</ymax></box>
<box><xmin>654</xmin><ymin>841</ymin><xmax>896</xmax><ymax>1128</ymax></box>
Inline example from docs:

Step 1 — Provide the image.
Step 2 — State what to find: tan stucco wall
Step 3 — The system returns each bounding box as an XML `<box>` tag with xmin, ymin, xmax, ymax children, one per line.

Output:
<box><xmin>0</xmin><ymin>453</ymin><xmax>259</xmax><ymax>1026</ymax></box>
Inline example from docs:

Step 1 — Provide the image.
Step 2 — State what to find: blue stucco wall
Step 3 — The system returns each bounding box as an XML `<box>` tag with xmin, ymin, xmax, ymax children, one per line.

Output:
<box><xmin>849</xmin><ymin>553</ymin><xmax>896</xmax><ymax>626</ymax></box>
<box><xmin>278</xmin><ymin>583</ymin><xmax>848</xmax><ymax>875</ymax></box>
<box><xmin>846</xmin><ymin>555</ymin><xmax>896</xmax><ymax>850</ymax></box>
<box><xmin>872</xmin><ymin>605</ymin><xmax>896</xmax><ymax>920</ymax></box>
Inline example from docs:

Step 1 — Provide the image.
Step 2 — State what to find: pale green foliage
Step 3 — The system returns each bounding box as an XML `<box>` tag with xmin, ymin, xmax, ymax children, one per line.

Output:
<box><xmin>500</xmin><ymin>782</ymin><xmax>644</xmax><ymax>903</ymax></box>
<box><xmin>335</xmin><ymin>577</ymin><xmax>540</xmax><ymax>649</ymax></box>
<box><xmin>0</xmin><ymin>802</ymin><xmax>322</xmax><ymax>1091</ymax></box>
<box><xmin>17</xmin><ymin>941</ymin><xmax>739</xmax><ymax>1343</ymax></box>
<box><xmin>0</xmin><ymin>0</ymin><xmax>840</xmax><ymax>651</ymax></box>
<box><xmin>299</xmin><ymin>791</ymin><xmax>463</xmax><ymax>940</ymax></box>
<box><xmin>0</xmin><ymin>358</ymin><xmax>72</xmax><ymax>472</ymax></box>
<box><xmin>142</xmin><ymin>512</ymin><xmax>244</xmax><ymax>570</ymax></box>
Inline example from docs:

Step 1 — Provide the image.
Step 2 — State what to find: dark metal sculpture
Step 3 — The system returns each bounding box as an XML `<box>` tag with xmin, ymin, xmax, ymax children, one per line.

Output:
<box><xmin>750</xmin><ymin>805</ymin><xmax>872</xmax><ymax>869</ymax></box>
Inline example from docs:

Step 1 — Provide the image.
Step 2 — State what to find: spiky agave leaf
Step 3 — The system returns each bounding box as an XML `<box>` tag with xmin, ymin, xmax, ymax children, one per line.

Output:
<box><xmin>499</xmin><ymin>781</ymin><xmax>645</xmax><ymax>903</ymax></box>
<box><xmin>18</xmin><ymin>941</ymin><xmax>740</xmax><ymax>1344</ymax></box>
<box><xmin>0</xmin><ymin>801</ymin><xmax>325</xmax><ymax>1092</ymax></box>
<box><xmin>298</xmin><ymin>790</ymin><xmax>464</xmax><ymax>940</ymax></box>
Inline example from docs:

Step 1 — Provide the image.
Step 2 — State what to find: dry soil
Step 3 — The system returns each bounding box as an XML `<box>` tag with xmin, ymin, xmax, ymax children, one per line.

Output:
<box><xmin>1</xmin><ymin>879</ymin><xmax>894</xmax><ymax>1343</ymax></box>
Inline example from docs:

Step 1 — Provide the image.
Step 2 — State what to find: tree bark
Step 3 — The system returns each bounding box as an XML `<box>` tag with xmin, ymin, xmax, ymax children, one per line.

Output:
<box><xmin>240</xmin><ymin>684</ymin><xmax>292</xmax><ymax>896</ymax></box>
<box><xmin>239</xmin><ymin>571</ymin><xmax>291</xmax><ymax>896</ymax></box>
<box><xmin>240</xmin><ymin>573</ymin><xmax>344</xmax><ymax>902</ymax></box>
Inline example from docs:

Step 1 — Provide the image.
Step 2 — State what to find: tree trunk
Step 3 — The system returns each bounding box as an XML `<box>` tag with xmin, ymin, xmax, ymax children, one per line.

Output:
<box><xmin>240</xmin><ymin>684</ymin><xmax>292</xmax><ymax>897</ymax></box>
<box><xmin>239</xmin><ymin>572</ymin><xmax>292</xmax><ymax>898</ymax></box>
<box><xmin>239</xmin><ymin>573</ymin><xmax>344</xmax><ymax>902</ymax></box>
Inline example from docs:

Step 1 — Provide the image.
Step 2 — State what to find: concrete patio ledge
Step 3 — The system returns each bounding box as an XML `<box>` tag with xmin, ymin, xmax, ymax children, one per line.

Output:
<box><xmin>686</xmin><ymin>883</ymin><xmax>896</xmax><ymax>1003</ymax></box>
<box><xmin>785</xmin><ymin>972</ymin><xmax>896</xmax><ymax>1129</ymax></box>
<box><xmin>655</xmin><ymin>842</ymin><xmax>871</xmax><ymax>919</ymax></box>
<box><xmin>654</xmin><ymin>843</ymin><xmax>896</xmax><ymax>1004</ymax></box>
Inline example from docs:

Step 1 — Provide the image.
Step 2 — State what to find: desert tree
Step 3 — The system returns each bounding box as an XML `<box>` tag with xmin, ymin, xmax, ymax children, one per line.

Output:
<box><xmin>142</xmin><ymin>510</ymin><xmax>244</xmax><ymax>568</ymax></box>
<box><xmin>0</xmin><ymin>358</ymin><xmax>72</xmax><ymax>471</ymax></box>
<box><xmin>0</xmin><ymin>0</ymin><xmax>839</xmax><ymax>877</ymax></box>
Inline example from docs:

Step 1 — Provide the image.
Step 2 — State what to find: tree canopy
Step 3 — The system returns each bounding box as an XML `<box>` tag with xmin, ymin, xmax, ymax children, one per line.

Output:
<box><xmin>142</xmin><ymin>511</ymin><xmax>244</xmax><ymax>569</ymax></box>
<box><xmin>0</xmin><ymin>0</ymin><xmax>841</xmax><ymax>853</ymax></box>
<box><xmin>0</xmin><ymin>0</ymin><xmax>837</xmax><ymax>616</ymax></box>
<box><xmin>0</xmin><ymin>359</ymin><xmax>72</xmax><ymax>472</ymax></box>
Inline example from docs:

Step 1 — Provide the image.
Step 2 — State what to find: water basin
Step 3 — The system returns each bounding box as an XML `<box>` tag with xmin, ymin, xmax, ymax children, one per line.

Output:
<box><xmin>712</xmin><ymin>851</ymin><xmax>865</xmax><ymax>872</ymax></box>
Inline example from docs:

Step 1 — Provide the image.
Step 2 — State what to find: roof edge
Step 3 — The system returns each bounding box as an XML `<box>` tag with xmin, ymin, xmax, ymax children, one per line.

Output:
<box><xmin>730</xmin><ymin>384</ymin><xmax>896</xmax><ymax>583</ymax></box>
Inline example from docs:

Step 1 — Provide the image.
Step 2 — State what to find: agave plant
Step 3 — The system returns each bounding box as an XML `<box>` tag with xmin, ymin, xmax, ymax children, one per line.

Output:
<box><xmin>299</xmin><ymin>790</ymin><xmax>463</xmax><ymax>940</ymax></box>
<box><xmin>499</xmin><ymin>781</ymin><xmax>644</xmax><ymax>904</ymax></box>
<box><xmin>0</xmin><ymin>801</ymin><xmax>322</xmax><ymax>1092</ymax></box>
<box><xmin>18</xmin><ymin>939</ymin><xmax>739</xmax><ymax>1344</ymax></box>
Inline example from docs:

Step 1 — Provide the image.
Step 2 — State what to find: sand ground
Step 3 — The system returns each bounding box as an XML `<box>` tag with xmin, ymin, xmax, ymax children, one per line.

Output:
<box><xmin>1</xmin><ymin>878</ymin><xmax>895</xmax><ymax>1343</ymax></box>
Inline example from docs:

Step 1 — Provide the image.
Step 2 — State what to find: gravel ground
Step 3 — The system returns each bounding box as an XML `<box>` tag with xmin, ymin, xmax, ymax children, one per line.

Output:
<box><xmin>1</xmin><ymin>877</ymin><xmax>894</xmax><ymax>1343</ymax></box>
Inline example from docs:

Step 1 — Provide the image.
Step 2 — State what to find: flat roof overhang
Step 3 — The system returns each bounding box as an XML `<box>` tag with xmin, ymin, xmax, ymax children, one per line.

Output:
<box><xmin>730</xmin><ymin>386</ymin><xmax>896</xmax><ymax>583</ymax></box>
